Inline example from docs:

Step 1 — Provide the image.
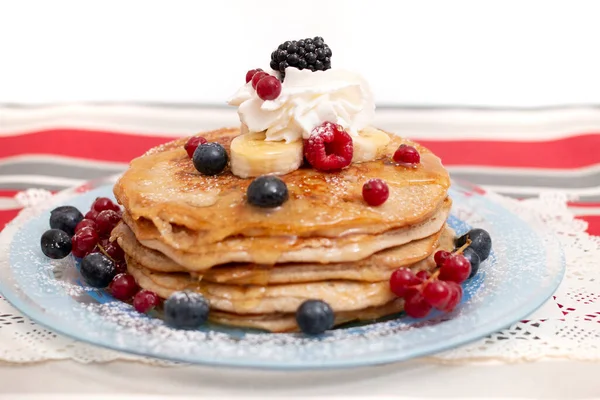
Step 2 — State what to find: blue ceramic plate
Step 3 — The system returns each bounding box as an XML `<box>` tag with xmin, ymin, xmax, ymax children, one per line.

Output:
<box><xmin>0</xmin><ymin>179</ymin><xmax>564</xmax><ymax>369</ymax></box>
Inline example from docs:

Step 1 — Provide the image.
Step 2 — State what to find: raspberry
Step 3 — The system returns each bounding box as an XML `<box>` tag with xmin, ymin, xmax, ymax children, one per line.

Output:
<box><xmin>362</xmin><ymin>178</ymin><xmax>389</xmax><ymax>206</ymax></box>
<box><xmin>303</xmin><ymin>122</ymin><xmax>353</xmax><ymax>171</ymax></box>
<box><xmin>184</xmin><ymin>136</ymin><xmax>208</xmax><ymax>159</ymax></box>
<box><xmin>256</xmin><ymin>76</ymin><xmax>282</xmax><ymax>100</ymax></box>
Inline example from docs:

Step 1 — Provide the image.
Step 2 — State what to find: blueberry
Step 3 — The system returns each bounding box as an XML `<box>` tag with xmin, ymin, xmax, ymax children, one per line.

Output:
<box><xmin>49</xmin><ymin>206</ymin><xmax>83</xmax><ymax>236</ymax></box>
<box><xmin>296</xmin><ymin>300</ymin><xmax>335</xmax><ymax>335</ymax></box>
<box><xmin>192</xmin><ymin>143</ymin><xmax>228</xmax><ymax>176</ymax></box>
<box><xmin>80</xmin><ymin>253</ymin><xmax>116</xmax><ymax>288</ymax></box>
<box><xmin>455</xmin><ymin>228</ymin><xmax>492</xmax><ymax>261</ymax></box>
<box><xmin>463</xmin><ymin>247</ymin><xmax>481</xmax><ymax>279</ymax></box>
<box><xmin>40</xmin><ymin>229</ymin><xmax>72</xmax><ymax>259</ymax></box>
<box><xmin>247</xmin><ymin>175</ymin><xmax>289</xmax><ymax>208</ymax></box>
<box><xmin>164</xmin><ymin>291</ymin><xmax>210</xmax><ymax>329</ymax></box>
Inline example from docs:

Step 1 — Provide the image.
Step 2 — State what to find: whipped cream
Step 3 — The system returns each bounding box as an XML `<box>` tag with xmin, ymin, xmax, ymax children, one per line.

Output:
<box><xmin>228</xmin><ymin>68</ymin><xmax>375</xmax><ymax>143</ymax></box>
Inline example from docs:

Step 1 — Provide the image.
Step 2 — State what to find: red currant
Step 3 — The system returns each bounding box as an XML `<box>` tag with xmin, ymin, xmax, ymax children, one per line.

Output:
<box><xmin>133</xmin><ymin>290</ymin><xmax>160</xmax><ymax>313</ymax></box>
<box><xmin>251</xmin><ymin>71</ymin><xmax>268</xmax><ymax>89</ymax></box>
<box><xmin>109</xmin><ymin>273</ymin><xmax>139</xmax><ymax>301</ymax></box>
<box><xmin>256</xmin><ymin>76</ymin><xmax>282</xmax><ymax>100</ymax></box>
<box><xmin>84</xmin><ymin>209</ymin><xmax>99</xmax><ymax>221</ymax></box>
<box><xmin>92</xmin><ymin>197</ymin><xmax>120</xmax><ymax>213</ymax></box>
<box><xmin>393</xmin><ymin>144</ymin><xmax>420</xmax><ymax>166</ymax></box>
<box><xmin>245</xmin><ymin>68</ymin><xmax>263</xmax><ymax>83</ymax></box>
<box><xmin>415</xmin><ymin>270</ymin><xmax>431</xmax><ymax>281</ymax></box>
<box><xmin>362</xmin><ymin>178</ymin><xmax>389</xmax><ymax>206</ymax></box>
<box><xmin>389</xmin><ymin>268</ymin><xmax>422</xmax><ymax>297</ymax></box>
<box><xmin>115</xmin><ymin>260</ymin><xmax>128</xmax><ymax>274</ymax></box>
<box><xmin>303</xmin><ymin>122</ymin><xmax>353</xmax><ymax>171</ymax></box>
<box><xmin>75</xmin><ymin>219</ymin><xmax>97</xmax><ymax>233</ymax></box>
<box><xmin>434</xmin><ymin>250</ymin><xmax>451</xmax><ymax>267</ymax></box>
<box><xmin>184</xmin><ymin>136</ymin><xmax>207</xmax><ymax>159</ymax></box>
<box><xmin>422</xmin><ymin>280</ymin><xmax>452</xmax><ymax>310</ymax></box>
<box><xmin>96</xmin><ymin>210</ymin><xmax>121</xmax><ymax>237</ymax></box>
<box><xmin>404</xmin><ymin>289</ymin><xmax>432</xmax><ymax>318</ymax></box>
<box><xmin>101</xmin><ymin>239</ymin><xmax>125</xmax><ymax>262</ymax></box>
<box><xmin>71</xmin><ymin>227</ymin><xmax>99</xmax><ymax>258</ymax></box>
<box><xmin>440</xmin><ymin>281</ymin><xmax>463</xmax><ymax>312</ymax></box>
<box><xmin>439</xmin><ymin>254</ymin><xmax>472</xmax><ymax>283</ymax></box>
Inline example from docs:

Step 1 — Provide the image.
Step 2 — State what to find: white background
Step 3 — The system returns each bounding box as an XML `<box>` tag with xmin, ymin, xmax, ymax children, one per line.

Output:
<box><xmin>1</xmin><ymin>0</ymin><xmax>600</xmax><ymax>107</ymax></box>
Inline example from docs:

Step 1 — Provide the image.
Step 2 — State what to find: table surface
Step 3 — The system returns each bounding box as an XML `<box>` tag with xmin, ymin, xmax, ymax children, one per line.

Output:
<box><xmin>2</xmin><ymin>360</ymin><xmax>600</xmax><ymax>399</ymax></box>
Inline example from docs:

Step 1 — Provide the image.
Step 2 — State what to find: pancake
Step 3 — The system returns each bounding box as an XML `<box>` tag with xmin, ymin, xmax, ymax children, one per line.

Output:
<box><xmin>127</xmin><ymin>256</ymin><xmax>405</xmax><ymax>314</ymax></box>
<box><xmin>209</xmin><ymin>299</ymin><xmax>405</xmax><ymax>333</ymax></box>
<box><xmin>118</xmin><ymin>198</ymin><xmax>450</xmax><ymax>271</ymax></box>
<box><xmin>114</xmin><ymin>128</ymin><xmax>450</xmax><ymax>248</ymax></box>
<box><xmin>115</xmin><ymin>222</ymin><xmax>454</xmax><ymax>283</ymax></box>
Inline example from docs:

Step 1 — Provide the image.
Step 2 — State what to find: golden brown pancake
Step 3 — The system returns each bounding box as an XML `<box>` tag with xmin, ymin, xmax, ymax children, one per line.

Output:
<box><xmin>118</xmin><ymin>198</ymin><xmax>450</xmax><ymax>271</ymax></box>
<box><xmin>209</xmin><ymin>299</ymin><xmax>405</xmax><ymax>333</ymax></box>
<box><xmin>113</xmin><ymin>128</ymin><xmax>450</xmax><ymax>248</ymax></box>
<box><xmin>114</xmin><ymin>222</ymin><xmax>454</xmax><ymax>283</ymax></box>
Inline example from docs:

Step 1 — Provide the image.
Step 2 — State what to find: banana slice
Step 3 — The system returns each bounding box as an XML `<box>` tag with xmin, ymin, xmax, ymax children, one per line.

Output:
<box><xmin>352</xmin><ymin>127</ymin><xmax>391</xmax><ymax>163</ymax></box>
<box><xmin>230</xmin><ymin>132</ymin><xmax>303</xmax><ymax>178</ymax></box>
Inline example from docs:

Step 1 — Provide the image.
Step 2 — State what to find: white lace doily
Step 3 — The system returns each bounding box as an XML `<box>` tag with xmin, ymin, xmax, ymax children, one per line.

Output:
<box><xmin>0</xmin><ymin>189</ymin><xmax>598</xmax><ymax>365</ymax></box>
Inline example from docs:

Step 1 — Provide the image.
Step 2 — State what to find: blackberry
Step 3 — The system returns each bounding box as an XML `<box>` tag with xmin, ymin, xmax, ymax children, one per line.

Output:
<box><xmin>271</xmin><ymin>36</ymin><xmax>332</xmax><ymax>79</ymax></box>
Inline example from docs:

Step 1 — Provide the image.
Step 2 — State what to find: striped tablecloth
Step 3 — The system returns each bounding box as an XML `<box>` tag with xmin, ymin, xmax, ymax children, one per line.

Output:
<box><xmin>0</xmin><ymin>104</ymin><xmax>598</xmax><ymax>235</ymax></box>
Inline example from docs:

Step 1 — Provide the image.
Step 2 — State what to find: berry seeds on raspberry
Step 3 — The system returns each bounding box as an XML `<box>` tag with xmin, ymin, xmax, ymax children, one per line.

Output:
<box><xmin>303</xmin><ymin>122</ymin><xmax>353</xmax><ymax>171</ymax></box>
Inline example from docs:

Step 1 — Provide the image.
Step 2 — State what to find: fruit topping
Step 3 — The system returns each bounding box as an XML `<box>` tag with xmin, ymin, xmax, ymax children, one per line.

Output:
<box><xmin>440</xmin><ymin>281</ymin><xmax>463</xmax><ymax>312</ymax></box>
<box><xmin>109</xmin><ymin>273</ymin><xmax>139</xmax><ymax>301</ymax></box>
<box><xmin>362</xmin><ymin>178</ymin><xmax>389</xmax><ymax>206</ymax></box>
<box><xmin>422</xmin><ymin>280</ymin><xmax>452</xmax><ymax>310</ymax></box>
<box><xmin>295</xmin><ymin>299</ymin><xmax>335</xmax><ymax>335</ymax></box>
<box><xmin>49</xmin><ymin>206</ymin><xmax>84</xmax><ymax>236</ymax></box>
<box><xmin>75</xmin><ymin>218</ymin><xmax>97</xmax><ymax>234</ymax></box>
<box><xmin>439</xmin><ymin>253</ymin><xmax>471</xmax><ymax>284</ymax></box>
<box><xmin>96</xmin><ymin>210</ymin><xmax>121</xmax><ymax>238</ymax></box>
<box><xmin>133</xmin><ymin>290</ymin><xmax>160</xmax><ymax>313</ymax></box>
<box><xmin>101</xmin><ymin>239</ymin><xmax>125</xmax><ymax>263</ymax></box>
<box><xmin>256</xmin><ymin>75</ymin><xmax>282</xmax><ymax>101</ymax></box>
<box><xmin>272</xmin><ymin>37</ymin><xmax>332</xmax><ymax>79</ymax></box>
<box><xmin>40</xmin><ymin>229</ymin><xmax>72</xmax><ymax>259</ymax></box>
<box><xmin>245</xmin><ymin>68</ymin><xmax>263</xmax><ymax>83</ymax></box>
<box><xmin>389</xmin><ymin>268</ymin><xmax>422</xmax><ymax>297</ymax></box>
<box><xmin>434</xmin><ymin>250</ymin><xmax>451</xmax><ymax>266</ymax></box>
<box><xmin>71</xmin><ymin>226</ymin><xmax>99</xmax><ymax>258</ymax></box>
<box><xmin>247</xmin><ymin>175</ymin><xmax>289</xmax><ymax>208</ymax></box>
<box><xmin>80</xmin><ymin>252</ymin><xmax>116</xmax><ymax>288</ymax></box>
<box><xmin>304</xmin><ymin>122</ymin><xmax>353</xmax><ymax>171</ymax></box>
<box><xmin>85</xmin><ymin>209</ymin><xmax>99</xmax><ymax>221</ymax></box>
<box><xmin>462</xmin><ymin>247</ymin><xmax>481</xmax><ymax>279</ymax></box>
<box><xmin>455</xmin><ymin>229</ymin><xmax>492</xmax><ymax>261</ymax></box>
<box><xmin>415</xmin><ymin>270</ymin><xmax>431</xmax><ymax>280</ymax></box>
<box><xmin>193</xmin><ymin>143</ymin><xmax>229</xmax><ymax>176</ymax></box>
<box><xmin>92</xmin><ymin>197</ymin><xmax>120</xmax><ymax>213</ymax></box>
<box><xmin>229</xmin><ymin>132</ymin><xmax>303</xmax><ymax>178</ymax></box>
<box><xmin>184</xmin><ymin>136</ymin><xmax>208</xmax><ymax>159</ymax></box>
<box><xmin>251</xmin><ymin>71</ymin><xmax>269</xmax><ymax>89</ymax></box>
<box><xmin>403</xmin><ymin>289</ymin><xmax>432</xmax><ymax>318</ymax></box>
<box><xmin>164</xmin><ymin>291</ymin><xmax>210</xmax><ymax>329</ymax></box>
<box><xmin>393</xmin><ymin>144</ymin><xmax>420</xmax><ymax>166</ymax></box>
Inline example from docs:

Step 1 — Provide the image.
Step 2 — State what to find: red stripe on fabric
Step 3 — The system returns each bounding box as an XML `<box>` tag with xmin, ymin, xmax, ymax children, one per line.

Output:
<box><xmin>577</xmin><ymin>215</ymin><xmax>600</xmax><ymax>236</ymax></box>
<box><xmin>418</xmin><ymin>133</ymin><xmax>600</xmax><ymax>168</ymax></box>
<box><xmin>0</xmin><ymin>209</ymin><xmax>21</xmax><ymax>230</ymax></box>
<box><xmin>0</xmin><ymin>129</ymin><xmax>176</xmax><ymax>163</ymax></box>
<box><xmin>567</xmin><ymin>201</ymin><xmax>600</xmax><ymax>208</ymax></box>
<box><xmin>0</xmin><ymin>191</ymin><xmax>20</xmax><ymax>198</ymax></box>
<box><xmin>1</xmin><ymin>128</ymin><xmax>599</xmax><ymax>168</ymax></box>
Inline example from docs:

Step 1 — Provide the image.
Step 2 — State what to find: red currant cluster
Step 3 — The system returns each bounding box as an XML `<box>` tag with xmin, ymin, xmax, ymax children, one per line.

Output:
<box><xmin>246</xmin><ymin>69</ymin><xmax>282</xmax><ymax>101</ymax></box>
<box><xmin>389</xmin><ymin>242</ymin><xmax>472</xmax><ymax>318</ymax></box>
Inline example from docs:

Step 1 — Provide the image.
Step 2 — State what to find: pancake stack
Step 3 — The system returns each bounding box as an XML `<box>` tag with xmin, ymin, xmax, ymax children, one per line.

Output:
<box><xmin>112</xmin><ymin>128</ymin><xmax>453</xmax><ymax>332</ymax></box>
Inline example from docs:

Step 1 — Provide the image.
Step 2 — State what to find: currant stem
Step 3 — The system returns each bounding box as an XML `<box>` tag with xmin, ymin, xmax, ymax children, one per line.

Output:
<box><xmin>454</xmin><ymin>238</ymin><xmax>472</xmax><ymax>255</ymax></box>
